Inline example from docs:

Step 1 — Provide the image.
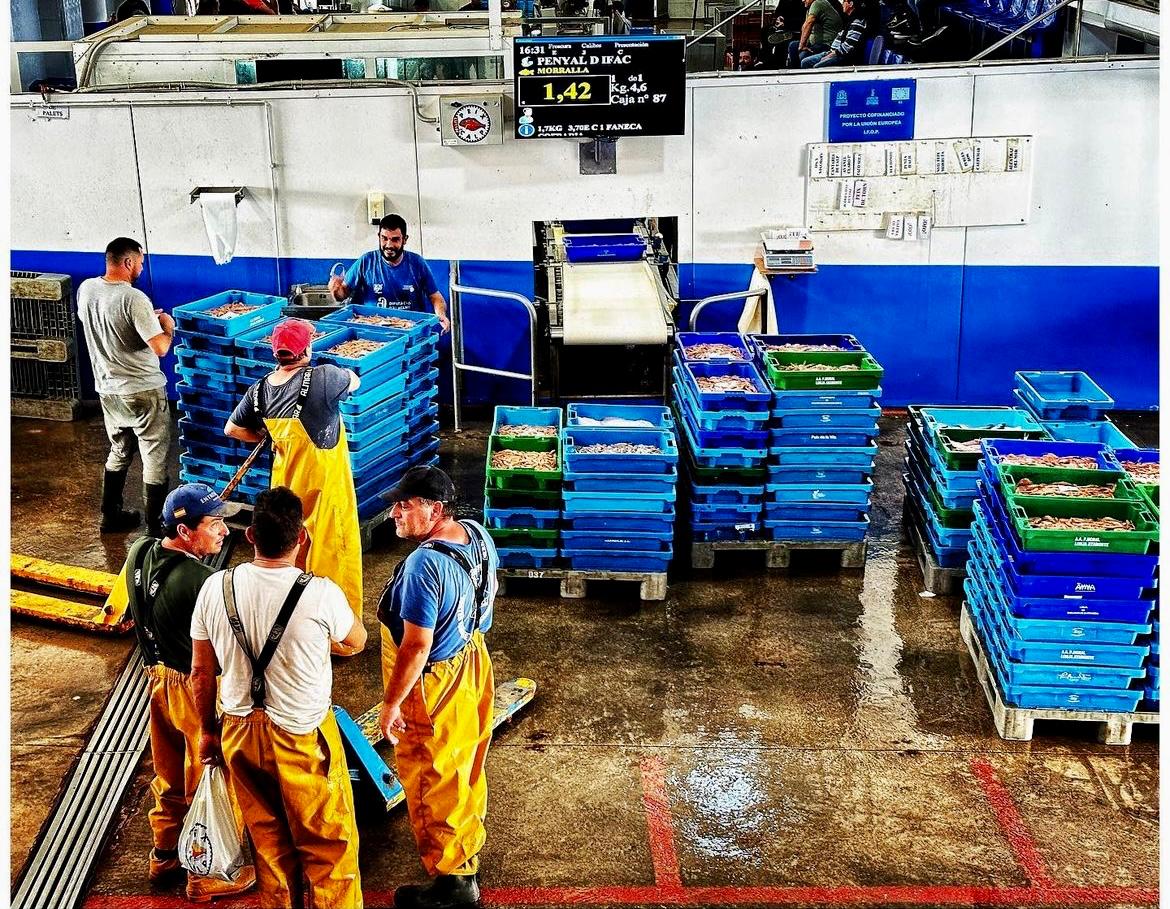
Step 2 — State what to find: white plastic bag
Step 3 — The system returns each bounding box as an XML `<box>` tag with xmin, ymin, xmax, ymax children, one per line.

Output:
<box><xmin>179</xmin><ymin>765</ymin><xmax>247</xmax><ymax>883</ymax></box>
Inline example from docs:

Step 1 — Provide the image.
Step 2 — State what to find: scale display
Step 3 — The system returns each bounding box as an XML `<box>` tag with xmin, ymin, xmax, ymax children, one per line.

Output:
<box><xmin>513</xmin><ymin>36</ymin><xmax>686</xmax><ymax>139</ymax></box>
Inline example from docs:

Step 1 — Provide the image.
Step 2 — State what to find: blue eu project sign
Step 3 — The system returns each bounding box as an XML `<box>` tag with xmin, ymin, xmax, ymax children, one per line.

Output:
<box><xmin>827</xmin><ymin>79</ymin><xmax>916</xmax><ymax>143</ymax></box>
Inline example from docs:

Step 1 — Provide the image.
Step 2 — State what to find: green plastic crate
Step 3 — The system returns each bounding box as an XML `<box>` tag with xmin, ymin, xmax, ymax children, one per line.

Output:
<box><xmin>924</xmin><ymin>482</ymin><xmax>974</xmax><ymax>528</ymax></box>
<box><xmin>762</xmin><ymin>350</ymin><xmax>884</xmax><ymax>391</ymax></box>
<box><xmin>1138</xmin><ymin>483</ymin><xmax>1159</xmax><ymax>518</ymax></box>
<box><xmin>484</xmin><ymin>482</ymin><xmax>562</xmax><ymax>506</ymax></box>
<box><xmin>1008</xmin><ymin>497</ymin><xmax>1159</xmax><ymax>553</ymax></box>
<box><xmin>485</xmin><ymin>436</ymin><xmax>562</xmax><ymax>490</ymax></box>
<box><xmin>488</xmin><ymin>431</ymin><xmax>558</xmax><ymax>453</ymax></box>
<box><xmin>999</xmin><ymin>465</ymin><xmax>1139</xmax><ymax>510</ymax></box>
<box><xmin>485</xmin><ymin>526</ymin><xmax>559</xmax><ymax>548</ymax></box>
<box><xmin>933</xmin><ymin>426</ymin><xmax>1049</xmax><ymax>470</ymax></box>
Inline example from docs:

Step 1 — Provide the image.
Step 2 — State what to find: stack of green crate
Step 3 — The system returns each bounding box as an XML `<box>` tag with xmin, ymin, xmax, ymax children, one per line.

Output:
<box><xmin>483</xmin><ymin>406</ymin><xmax>563</xmax><ymax>569</ymax></box>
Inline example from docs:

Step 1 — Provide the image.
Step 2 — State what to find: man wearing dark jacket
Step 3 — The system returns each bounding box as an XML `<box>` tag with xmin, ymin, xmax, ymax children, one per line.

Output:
<box><xmin>800</xmin><ymin>0</ymin><xmax>867</xmax><ymax>66</ymax></box>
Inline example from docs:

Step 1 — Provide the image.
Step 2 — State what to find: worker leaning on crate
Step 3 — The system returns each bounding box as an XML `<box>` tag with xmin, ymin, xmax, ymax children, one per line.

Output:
<box><xmin>327</xmin><ymin>213</ymin><xmax>451</xmax><ymax>334</ymax></box>
<box><xmin>224</xmin><ymin>318</ymin><xmax>367</xmax><ymax>656</ymax></box>
<box><xmin>76</xmin><ymin>237</ymin><xmax>174</xmax><ymax>537</ymax></box>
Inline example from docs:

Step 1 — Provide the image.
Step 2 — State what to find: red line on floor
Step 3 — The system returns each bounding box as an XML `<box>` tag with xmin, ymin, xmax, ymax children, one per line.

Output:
<box><xmin>639</xmin><ymin>755</ymin><xmax>684</xmax><ymax>892</ymax></box>
<box><xmin>83</xmin><ymin>884</ymin><xmax>1160</xmax><ymax>908</ymax></box>
<box><xmin>970</xmin><ymin>756</ymin><xmax>1053</xmax><ymax>886</ymax></box>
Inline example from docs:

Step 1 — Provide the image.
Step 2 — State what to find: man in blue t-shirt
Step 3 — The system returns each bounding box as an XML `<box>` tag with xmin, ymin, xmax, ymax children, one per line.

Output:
<box><xmin>376</xmin><ymin>466</ymin><xmax>497</xmax><ymax>909</ymax></box>
<box><xmin>328</xmin><ymin>213</ymin><xmax>450</xmax><ymax>333</ymax></box>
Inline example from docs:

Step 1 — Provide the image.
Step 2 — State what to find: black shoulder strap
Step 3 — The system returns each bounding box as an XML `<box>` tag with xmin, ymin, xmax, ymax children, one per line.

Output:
<box><xmin>291</xmin><ymin>367</ymin><xmax>314</xmax><ymax>421</ymax></box>
<box><xmin>420</xmin><ymin>521</ymin><xmax>491</xmax><ymax>629</ymax></box>
<box><xmin>128</xmin><ymin>539</ymin><xmax>185</xmax><ymax>666</ymax></box>
<box><xmin>222</xmin><ymin>568</ymin><xmax>314</xmax><ymax>709</ymax></box>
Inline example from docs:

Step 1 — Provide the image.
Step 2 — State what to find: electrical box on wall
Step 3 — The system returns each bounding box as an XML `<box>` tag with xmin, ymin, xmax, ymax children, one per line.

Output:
<box><xmin>440</xmin><ymin>95</ymin><xmax>504</xmax><ymax>147</ymax></box>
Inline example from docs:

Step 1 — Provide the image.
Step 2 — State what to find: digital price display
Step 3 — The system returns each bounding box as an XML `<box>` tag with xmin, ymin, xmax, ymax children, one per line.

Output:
<box><xmin>513</xmin><ymin>36</ymin><xmax>686</xmax><ymax>140</ymax></box>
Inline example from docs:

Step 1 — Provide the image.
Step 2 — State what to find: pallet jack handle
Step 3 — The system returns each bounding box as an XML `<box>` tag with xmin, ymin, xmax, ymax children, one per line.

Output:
<box><xmin>220</xmin><ymin>434</ymin><xmax>270</xmax><ymax>503</ymax></box>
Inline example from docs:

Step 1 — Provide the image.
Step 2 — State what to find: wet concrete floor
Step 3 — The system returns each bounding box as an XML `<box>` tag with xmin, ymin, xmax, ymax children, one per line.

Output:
<box><xmin>8</xmin><ymin>410</ymin><xmax>1160</xmax><ymax>908</ymax></box>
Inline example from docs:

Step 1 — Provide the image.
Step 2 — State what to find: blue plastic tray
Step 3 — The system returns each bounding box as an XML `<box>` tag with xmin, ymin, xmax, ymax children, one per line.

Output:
<box><xmin>1112</xmin><ymin>448</ymin><xmax>1159</xmax><ymax>486</ymax></box>
<box><xmin>676</xmin><ymin>332</ymin><xmax>751</xmax><ymax>363</ymax></box>
<box><xmin>493</xmin><ymin>405</ymin><xmax>562</xmax><ymax>437</ymax></box>
<box><xmin>341</xmin><ymin>391</ymin><xmax>407</xmax><ymax>431</ymax></box>
<box><xmin>314</xmin><ymin>326</ymin><xmax>408</xmax><ymax>375</ymax></box>
<box><xmin>566</xmin><ymin>402</ymin><xmax>673</xmax><ymax>430</ymax></box>
<box><xmin>765</xmin><ymin>480</ymin><xmax>873</xmax><ymax>504</ymax></box>
<box><xmin>564</xmin><ymin>466</ymin><xmax>677</xmax><ymax>494</ymax></box>
<box><xmin>767</xmin><ymin>464</ymin><xmax>871</xmax><ymax>485</ymax></box>
<box><xmin>677</xmin><ymin>403</ymin><xmax>769</xmax><ymax>451</ymax></box>
<box><xmin>676</xmin><ymin>410</ymin><xmax>767</xmax><ymax>468</ymax></box>
<box><xmin>768</xmin><ymin>444</ymin><xmax>877</xmax><ymax>468</ymax></box>
<box><xmin>406</xmin><ymin>367</ymin><xmax>441</xmax><ymax>399</ymax></box>
<box><xmin>561</xmin><ymin>233</ymin><xmax>645</xmax><ymax>263</ymax></box>
<box><xmin>345</xmin><ymin>411</ymin><xmax>409</xmax><ymax>451</ymax></box>
<box><xmin>175</xmin><ymin>363</ymin><xmax>236</xmax><ymax>393</ymax></box>
<box><xmin>562</xmin><ymin>513</ymin><xmax>675</xmax><ymax>532</ymax></box>
<box><xmin>175</xmin><ymin>345</ymin><xmax>235</xmax><ymax>375</ymax></box>
<box><xmin>563</xmin><ymin>427</ymin><xmax>678</xmax><ymax>474</ymax></box>
<box><xmin>765</xmin><ymin>502</ymin><xmax>869</xmax><ymax>522</ymax></box>
<box><xmin>769</xmin><ymin>388</ymin><xmax>882</xmax><ymax>410</ymax></box>
<box><xmin>905</xmin><ymin>493</ymin><xmax>969</xmax><ymax>568</ymax></box>
<box><xmin>177</xmin><ymin>417</ymin><xmax>245</xmax><ymax>453</ymax></box>
<box><xmin>1041</xmin><ymin>420</ymin><xmax>1134</xmax><ymax>449</ymax></box>
<box><xmin>979</xmin><ymin>438</ymin><xmax>1123</xmax><ymax>473</ymax></box>
<box><xmin>1015</xmin><ymin>371</ymin><xmax>1115</xmax><ymax>421</ymax></box>
<box><xmin>172</xmin><ymin>291</ymin><xmax>286</xmax><ymax>338</ymax></box>
<box><xmin>483</xmin><ymin>502</ymin><xmax>560</xmax><ymax>529</ymax></box>
<box><xmin>911</xmin><ymin>423</ymin><xmax>982</xmax><ymax>497</ymax></box>
<box><xmin>764</xmin><ymin>515</ymin><xmax>869</xmax><ymax>542</ymax></box>
<box><xmin>560</xmin><ymin>530</ymin><xmax>672</xmax><ymax>551</ymax></box>
<box><xmin>770</xmin><ymin>406</ymin><xmax>882</xmax><ymax>430</ymax></box>
<box><xmin>685</xmin><ymin>481</ymin><xmax>766</xmax><ymax>504</ymax></box>
<box><xmin>689</xmin><ymin>524</ymin><xmax>762</xmax><ymax>542</ymax></box>
<box><xmin>562</xmin><ymin>490</ymin><xmax>675</xmax><ymax>514</ymax></box>
<box><xmin>688</xmin><ymin>501</ymin><xmax>763</xmax><ymax>521</ymax></box>
<box><xmin>747</xmin><ymin>333</ymin><xmax>865</xmax><ymax>360</ymax></box>
<box><xmin>176</xmin><ymin>329</ymin><xmax>238</xmax><ymax>357</ymax></box>
<box><xmin>769</xmin><ymin>427</ymin><xmax>878</xmax><ymax>448</ymax></box>
<box><xmin>497</xmin><ymin>547</ymin><xmax>561</xmax><ymax>568</ymax></box>
<box><xmin>680</xmin><ymin>360</ymin><xmax>771</xmax><ymax>412</ymax></box>
<box><xmin>350</xmin><ymin>431</ymin><xmax>410</xmax><ymax>472</ymax></box>
<box><xmin>917</xmin><ymin>405</ymin><xmax>1043</xmax><ymax>441</ymax></box>
<box><xmin>673</xmin><ymin>369</ymin><xmax>771</xmax><ymax>431</ymax></box>
<box><xmin>906</xmin><ymin>442</ymin><xmax>977</xmax><ymax>511</ymax></box>
<box><xmin>231</xmin><ymin>321</ymin><xmax>340</xmax><ymax>361</ymax></box>
<box><xmin>560</xmin><ymin>550</ymin><xmax>672</xmax><ymax>572</ymax></box>
<box><xmin>320</xmin><ymin>304</ymin><xmax>442</xmax><ymax>348</ymax></box>
<box><xmin>339</xmin><ymin>372</ymin><xmax>409</xmax><ymax>415</ymax></box>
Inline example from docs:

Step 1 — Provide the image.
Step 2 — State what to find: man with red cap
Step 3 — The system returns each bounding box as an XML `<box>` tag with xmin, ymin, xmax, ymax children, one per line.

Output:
<box><xmin>224</xmin><ymin>319</ymin><xmax>366</xmax><ymax>655</ymax></box>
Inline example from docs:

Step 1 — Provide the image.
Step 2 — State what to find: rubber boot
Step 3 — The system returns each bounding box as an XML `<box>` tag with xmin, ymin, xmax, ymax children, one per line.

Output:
<box><xmin>100</xmin><ymin>469</ymin><xmax>141</xmax><ymax>533</ymax></box>
<box><xmin>396</xmin><ymin>874</ymin><xmax>481</xmax><ymax>909</ymax></box>
<box><xmin>144</xmin><ymin>480</ymin><xmax>170</xmax><ymax>539</ymax></box>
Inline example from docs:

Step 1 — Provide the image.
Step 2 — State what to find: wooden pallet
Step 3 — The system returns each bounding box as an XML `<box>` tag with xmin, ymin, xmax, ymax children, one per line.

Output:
<box><xmin>497</xmin><ymin>567</ymin><xmax>668</xmax><ymax>602</ymax></box>
<box><xmin>904</xmin><ymin>508</ymin><xmax>965</xmax><ymax>595</ymax></box>
<box><xmin>959</xmin><ymin>603</ymin><xmax>1159</xmax><ymax>746</ymax></box>
<box><xmin>690</xmin><ymin>538</ymin><xmax>866</xmax><ymax>570</ymax></box>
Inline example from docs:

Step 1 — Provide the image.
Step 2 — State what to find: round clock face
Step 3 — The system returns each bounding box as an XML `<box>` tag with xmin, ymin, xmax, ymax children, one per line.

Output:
<box><xmin>452</xmin><ymin>104</ymin><xmax>491</xmax><ymax>143</ymax></box>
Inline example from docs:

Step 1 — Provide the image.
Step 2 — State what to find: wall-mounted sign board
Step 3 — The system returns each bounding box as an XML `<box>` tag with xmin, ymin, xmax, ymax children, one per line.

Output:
<box><xmin>827</xmin><ymin>79</ymin><xmax>916</xmax><ymax>143</ymax></box>
<box><xmin>513</xmin><ymin>35</ymin><xmax>686</xmax><ymax>140</ymax></box>
<box><xmin>805</xmin><ymin>135</ymin><xmax>1034</xmax><ymax>231</ymax></box>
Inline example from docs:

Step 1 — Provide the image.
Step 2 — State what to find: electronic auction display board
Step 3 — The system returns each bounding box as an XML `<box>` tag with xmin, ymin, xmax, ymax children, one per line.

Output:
<box><xmin>513</xmin><ymin>35</ymin><xmax>686</xmax><ymax>140</ymax></box>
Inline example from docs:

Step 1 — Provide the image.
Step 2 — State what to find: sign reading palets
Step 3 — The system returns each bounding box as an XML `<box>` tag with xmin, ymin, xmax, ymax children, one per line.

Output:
<box><xmin>827</xmin><ymin>79</ymin><xmax>916</xmax><ymax>143</ymax></box>
<box><xmin>513</xmin><ymin>36</ymin><xmax>686</xmax><ymax>140</ymax></box>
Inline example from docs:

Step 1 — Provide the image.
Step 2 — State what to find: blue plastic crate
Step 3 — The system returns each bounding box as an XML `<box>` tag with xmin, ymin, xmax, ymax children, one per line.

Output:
<box><xmin>176</xmin><ymin>381</ymin><xmax>236</xmax><ymax>411</ymax></box>
<box><xmin>492</xmin><ymin>405</ymin><xmax>562</xmax><ymax>438</ymax></box>
<box><xmin>175</xmin><ymin>345</ymin><xmax>235</xmax><ymax>375</ymax></box>
<box><xmin>562</xmin><ymin>512</ymin><xmax>675</xmax><ymax>533</ymax></box>
<box><xmin>673</xmin><ymin>369</ymin><xmax>771</xmax><ymax>431</ymax></box>
<box><xmin>1041</xmin><ymin>420</ymin><xmax>1134</xmax><ymax>449</ymax></box>
<box><xmin>747</xmin><ymin>333</ymin><xmax>865</xmax><ymax>361</ymax></box>
<box><xmin>233</xmin><ymin>354</ymin><xmax>275</xmax><ymax>382</ymax></box>
<box><xmin>561</xmin><ymin>233</ymin><xmax>645</xmax><ymax>263</ymax></box>
<box><xmin>978</xmin><ymin>483</ymin><xmax>1159</xmax><ymax>580</ymax></box>
<box><xmin>688</xmin><ymin>522</ymin><xmax>761</xmax><ymax>541</ymax></box>
<box><xmin>351</xmin><ymin>430</ymin><xmax>410</xmax><ymax>472</ymax></box>
<box><xmin>563</xmin><ymin>427</ymin><xmax>678</xmax><ymax>474</ymax></box>
<box><xmin>769</xmin><ymin>427</ymin><xmax>878</xmax><ymax>448</ymax></box>
<box><xmin>560</xmin><ymin>530</ymin><xmax>672</xmax><ymax>551</ymax></box>
<box><xmin>766</xmin><ymin>480</ymin><xmax>873</xmax><ymax>505</ymax></box>
<box><xmin>688</xmin><ymin>501</ymin><xmax>763</xmax><ymax>522</ymax></box>
<box><xmin>408</xmin><ymin>401</ymin><xmax>441</xmax><ymax>431</ymax></box>
<box><xmin>905</xmin><ymin>494</ymin><xmax>969</xmax><ymax>568</ymax></box>
<box><xmin>1111</xmin><ymin>448</ymin><xmax>1159</xmax><ymax>488</ymax></box>
<box><xmin>677</xmin><ymin>409</ymin><xmax>767</xmax><ymax>468</ymax></box>
<box><xmin>320</xmin><ymin>304</ymin><xmax>442</xmax><ymax>348</ymax></box>
<box><xmin>1014</xmin><ymin>371</ymin><xmax>1115</xmax><ymax>421</ymax></box>
<box><xmin>680</xmin><ymin>360</ymin><xmax>771</xmax><ymax>412</ymax></box>
<box><xmin>177</xmin><ymin>417</ymin><xmax>246</xmax><ymax>453</ymax></box>
<box><xmin>906</xmin><ymin>441</ymin><xmax>977</xmax><ymax>511</ymax></box>
<box><xmin>353</xmin><ymin>453</ymin><xmax>436</xmax><ymax>506</ymax></box>
<box><xmin>560</xmin><ymin>550</ymin><xmax>672</xmax><ymax>572</ymax></box>
<box><xmin>178</xmin><ymin>452</ymin><xmax>237</xmax><ymax>483</ymax></box>
<box><xmin>770</xmin><ymin>406</ymin><xmax>882</xmax><ymax>430</ymax></box>
<box><xmin>175</xmin><ymin>329</ymin><xmax>238</xmax><ymax>357</ymax></box>
<box><xmin>341</xmin><ymin>390</ymin><xmax>407</xmax><ymax>431</ymax></box>
<box><xmin>496</xmin><ymin>547</ymin><xmax>562</xmax><ymax>568</ymax></box>
<box><xmin>483</xmin><ymin>504</ymin><xmax>560</xmax><ymax>530</ymax></box>
<box><xmin>767</xmin><ymin>443</ymin><xmax>878</xmax><ymax>469</ymax></box>
<box><xmin>979</xmin><ymin>438</ymin><xmax>1123</xmax><ymax>473</ymax></box>
<box><xmin>675</xmin><ymin>332</ymin><xmax>751</xmax><ymax>363</ymax></box>
<box><xmin>406</xmin><ymin>387</ymin><xmax>439</xmax><ymax>420</ymax></box>
<box><xmin>179</xmin><ymin>403</ymin><xmax>235</xmax><ymax>432</ymax></box>
<box><xmin>561</xmin><ymin>489</ymin><xmax>676</xmax><ymax>514</ymax></box>
<box><xmin>684</xmin><ymin>481</ymin><xmax>766</xmax><ymax>505</ymax></box>
<box><xmin>172</xmin><ymin>291</ymin><xmax>286</xmax><ymax>338</ymax></box>
<box><xmin>764</xmin><ymin>514</ymin><xmax>869</xmax><ymax>542</ymax></box>
<box><xmin>406</xmin><ymin>367</ymin><xmax>441</xmax><ymax>399</ymax></box>
<box><xmin>765</xmin><ymin>502</ymin><xmax>869</xmax><ymax>522</ymax></box>
<box><xmin>339</xmin><ymin>372</ymin><xmax>410</xmax><ymax>415</ymax></box>
<box><xmin>564</xmin><ymin>466</ymin><xmax>677</xmax><ymax>494</ymax></box>
<box><xmin>566</xmin><ymin>402</ymin><xmax>674</xmax><ymax>430</ymax></box>
<box><xmin>346</xmin><ymin>412</ymin><xmax>409</xmax><ymax>452</ymax></box>
<box><xmin>175</xmin><ymin>363</ymin><xmax>236</xmax><ymax>393</ymax></box>
<box><xmin>766</xmin><ymin>464</ymin><xmax>872</xmax><ymax>485</ymax></box>
<box><xmin>769</xmin><ymin>388</ymin><xmax>882</xmax><ymax>410</ymax></box>
<box><xmin>916</xmin><ymin>405</ymin><xmax>1043</xmax><ymax>441</ymax></box>
<box><xmin>313</xmin><ymin>326</ymin><xmax>409</xmax><ymax>375</ymax></box>
<box><xmin>676</xmin><ymin>401</ymin><xmax>769</xmax><ymax>450</ymax></box>
<box><xmin>233</xmin><ymin>321</ymin><xmax>347</xmax><ymax>362</ymax></box>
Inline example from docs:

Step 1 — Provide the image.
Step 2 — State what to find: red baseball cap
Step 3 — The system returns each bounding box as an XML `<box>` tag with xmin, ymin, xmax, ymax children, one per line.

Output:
<box><xmin>271</xmin><ymin>319</ymin><xmax>314</xmax><ymax>359</ymax></box>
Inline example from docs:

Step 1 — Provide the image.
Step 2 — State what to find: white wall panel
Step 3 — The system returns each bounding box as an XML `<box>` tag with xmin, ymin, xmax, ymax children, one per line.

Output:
<box><xmin>10</xmin><ymin>105</ymin><xmax>144</xmax><ymax>251</ymax></box>
<box><xmin>130</xmin><ymin>101</ymin><xmax>278</xmax><ymax>260</ymax></box>
<box><xmin>964</xmin><ymin>66</ymin><xmax>1157</xmax><ymax>266</ymax></box>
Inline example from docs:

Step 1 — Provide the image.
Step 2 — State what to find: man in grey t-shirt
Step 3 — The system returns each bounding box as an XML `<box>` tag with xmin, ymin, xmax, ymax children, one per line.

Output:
<box><xmin>77</xmin><ymin>237</ymin><xmax>176</xmax><ymax>536</ymax></box>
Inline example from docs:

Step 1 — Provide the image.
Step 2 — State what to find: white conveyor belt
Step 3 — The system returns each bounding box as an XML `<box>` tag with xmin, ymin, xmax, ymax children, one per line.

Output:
<box><xmin>561</xmin><ymin>260</ymin><xmax>671</xmax><ymax>346</ymax></box>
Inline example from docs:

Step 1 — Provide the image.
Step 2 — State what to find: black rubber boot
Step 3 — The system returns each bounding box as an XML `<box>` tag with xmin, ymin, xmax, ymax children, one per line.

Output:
<box><xmin>395</xmin><ymin>875</ymin><xmax>480</xmax><ymax>909</ymax></box>
<box><xmin>144</xmin><ymin>480</ymin><xmax>170</xmax><ymax>539</ymax></box>
<box><xmin>100</xmin><ymin>469</ymin><xmax>141</xmax><ymax>533</ymax></box>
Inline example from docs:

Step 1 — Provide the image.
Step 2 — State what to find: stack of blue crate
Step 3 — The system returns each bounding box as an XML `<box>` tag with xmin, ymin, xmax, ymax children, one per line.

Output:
<box><xmin>751</xmin><ymin>334</ymin><xmax>883</xmax><ymax>544</ymax></box>
<box><xmin>560</xmin><ymin>408</ymin><xmax>678</xmax><ymax>573</ymax></box>
<box><xmin>671</xmin><ymin>333</ymin><xmax>770</xmax><ymax>542</ymax></box>
<box><xmin>1013</xmin><ymin>370</ymin><xmax>1135</xmax><ymax>449</ymax></box>
<box><xmin>903</xmin><ymin>405</ymin><xmax>1048</xmax><ymax>571</ymax></box>
<box><xmin>172</xmin><ymin>291</ymin><xmax>285</xmax><ymax>503</ymax></box>
<box><xmin>484</xmin><ymin>406</ymin><xmax>563</xmax><ymax>568</ymax></box>
<box><xmin>965</xmin><ymin>437</ymin><xmax>1159</xmax><ymax>715</ymax></box>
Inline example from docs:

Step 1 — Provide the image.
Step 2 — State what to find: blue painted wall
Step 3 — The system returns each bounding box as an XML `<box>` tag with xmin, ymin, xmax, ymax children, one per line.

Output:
<box><xmin>11</xmin><ymin>248</ymin><xmax>1158</xmax><ymax>409</ymax></box>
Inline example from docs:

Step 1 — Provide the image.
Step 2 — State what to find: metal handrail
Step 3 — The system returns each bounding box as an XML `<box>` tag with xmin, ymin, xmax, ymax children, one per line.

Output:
<box><xmin>687</xmin><ymin>0</ymin><xmax>763</xmax><ymax>47</ymax></box>
<box><xmin>968</xmin><ymin>0</ymin><xmax>1078</xmax><ymax>60</ymax></box>
<box><xmin>448</xmin><ymin>260</ymin><xmax>538</xmax><ymax>433</ymax></box>
<box><xmin>689</xmin><ymin>287</ymin><xmax>768</xmax><ymax>330</ymax></box>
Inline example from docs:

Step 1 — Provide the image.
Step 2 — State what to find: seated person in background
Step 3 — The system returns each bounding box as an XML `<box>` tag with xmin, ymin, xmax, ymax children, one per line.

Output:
<box><xmin>760</xmin><ymin>0</ymin><xmax>801</xmax><ymax>67</ymax></box>
<box><xmin>800</xmin><ymin>0</ymin><xmax>867</xmax><ymax>66</ymax></box>
<box><xmin>785</xmin><ymin>0</ymin><xmax>843</xmax><ymax>67</ymax></box>
<box><xmin>735</xmin><ymin>47</ymin><xmax>764</xmax><ymax>69</ymax></box>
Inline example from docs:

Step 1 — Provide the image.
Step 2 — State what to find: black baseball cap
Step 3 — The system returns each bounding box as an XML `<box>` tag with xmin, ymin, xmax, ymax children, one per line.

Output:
<box><xmin>383</xmin><ymin>465</ymin><xmax>456</xmax><ymax>504</ymax></box>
